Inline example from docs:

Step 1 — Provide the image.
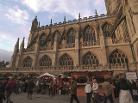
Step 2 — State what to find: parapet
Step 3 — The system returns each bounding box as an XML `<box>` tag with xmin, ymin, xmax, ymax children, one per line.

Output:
<box><xmin>38</xmin><ymin>14</ymin><xmax>107</xmax><ymax>29</ymax></box>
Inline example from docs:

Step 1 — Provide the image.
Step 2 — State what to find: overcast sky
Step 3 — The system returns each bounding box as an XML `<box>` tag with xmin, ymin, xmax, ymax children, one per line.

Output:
<box><xmin>0</xmin><ymin>0</ymin><xmax>106</xmax><ymax>52</ymax></box>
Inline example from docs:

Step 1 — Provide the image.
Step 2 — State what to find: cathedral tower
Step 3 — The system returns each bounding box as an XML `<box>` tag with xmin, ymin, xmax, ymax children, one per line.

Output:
<box><xmin>105</xmin><ymin>0</ymin><xmax>123</xmax><ymax>15</ymax></box>
<box><xmin>28</xmin><ymin>16</ymin><xmax>39</xmax><ymax>45</ymax></box>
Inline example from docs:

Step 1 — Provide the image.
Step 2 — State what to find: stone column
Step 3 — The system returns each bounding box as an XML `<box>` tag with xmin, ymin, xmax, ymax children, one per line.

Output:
<box><xmin>33</xmin><ymin>38</ymin><xmax>39</xmax><ymax>69</ymax></box>
<box><xmin>99</xmin><ymin>24</ymin><xmax>108</xmax><ymax>67</ymax></box>
<box><xmin>53</xmin><ymin>34</ymin><xmax>58</xmax><ymax>66</ymax></box>
<box><xmin>74</xmin><ymin>26</ymin><xmax>80</xmax><ymax>66</ymax></box>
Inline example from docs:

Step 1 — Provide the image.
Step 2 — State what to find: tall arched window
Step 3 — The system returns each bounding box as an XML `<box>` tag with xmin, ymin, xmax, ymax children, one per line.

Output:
<box><xmin>109</xmin><ymin>49</ymin><xmax>128</xmax><ymax>66</ymax></box>
<box><xmin>66</xmin><ymin>28</ymin><xmax>75</xmax><ymax>48</ymax></box>
<box><xmin>23</xmin><ymin>56</ymin><xmax>32</xmax><ymax>67</ymax></box>
<box><xmin>102</xmin><ymin>22</ymin><xmax>113</xmax><ymax>37</ymax></box>
<box><xmin>39</xmin><ymin>33</ymin><xmax>46</xmax><ymax>46</ymax></box>
<box><xmin>82</xmin><ymin>52</ymin><xmax>99</xmax><ymax>66</ymax></box>
<box><xmin>59</xmin><ymin>54</ymin><xmax>73</xmax><ymax>66</ymax></box>
<box><xmin>83</xmin><ymin>26</ymin><xmax>96</xmax><ymax>46</ymax></box>
<box><xmin>39</xmin><ymin>55</ymin><xmax>52</xmax><ymax>66</ymax></box>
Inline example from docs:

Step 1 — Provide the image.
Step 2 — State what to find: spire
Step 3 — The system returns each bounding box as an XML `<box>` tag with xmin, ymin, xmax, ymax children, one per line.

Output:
<box><xmin>13</xmin><ymin>38</ymin><xmax>19</xmax><ymax>54</ymax></box>
<box><xmin>50</xmin><ymin>18</ymin><xmax>52</xmax><ymax>25</ymax></box>
<box><xmin>38</xmin><ymin>21</ymin><xmax>40</xmax><ymax>27</ymax></box>
<box><xmin>20</xmin><ymin>37</ymin><xmax>25</xmax><ymax>52</ymax></box>
<box><xmin>95</xmin><ymin>9</ymin><xmax>98</xmax><ymax>17</ymax></box>
<box><xmin>64</xmin><ymin>16</ymin><xmax>66</xmax><ymax>23</ymax></box>
<box><xmin>33</xmin><ymin>16</ymin><xmax>38</xmax><ymax>24</ymax></box>
<box><xmin>31</xmin><ymin>16</ymin><xmax>38</xmax><ymax>32</ymax></box>
<box><xmin>78</xmin><ymin>13</ymin><xmax>81</xmax><ymax>20</ymax></box>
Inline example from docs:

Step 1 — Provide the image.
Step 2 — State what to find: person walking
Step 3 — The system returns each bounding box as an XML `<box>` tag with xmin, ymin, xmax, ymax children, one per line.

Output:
<box><xmin>70</xmin><ymin>76</ymin><xmax>80</xmax><ymax>103</ymax></box>
<box><xmin>26</xmin><ymin>79</ymin><xmax>35</xmax><ymax>100</ymax></box>
<box><xmin>91</xmin><ymin>79</ymin><xmax>99</xmax><ymax>103</ymax></box>
<box><xmin>0</xmin><ymin>80</ymin><xmax>5</xmax><ymax>103</ymax></box>
<box><xmin>102</xmin><ymin>79</ymin><xmax>114</xmax><ymax>103</ymax></box>
<box><xmin>85</xmin><ymin>80</ymin><xmax>92</xmax><ymax>103</ymax></box>
<box><xmin>5</xmin><ymin>77</ymin><xmax>16</xmax><ymax>103</ymax></box>
<box><xmin>119</xmin><ymin>76</ymin><xmax>133</xmax><ymax>103</ymax></box>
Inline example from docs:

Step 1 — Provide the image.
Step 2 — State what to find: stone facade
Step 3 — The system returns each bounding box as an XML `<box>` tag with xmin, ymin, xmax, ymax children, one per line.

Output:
<box><xmin>10</xmin><ymin>0</ymin><xmax>138</xmax><ymax>74</ymax></box>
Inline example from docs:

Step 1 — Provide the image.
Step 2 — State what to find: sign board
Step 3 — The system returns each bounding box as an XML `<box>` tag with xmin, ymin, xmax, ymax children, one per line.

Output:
<box><xmin>126</xmin><ymin>72</ymin><xmax>137</xmax><ymax>80</ymax></box>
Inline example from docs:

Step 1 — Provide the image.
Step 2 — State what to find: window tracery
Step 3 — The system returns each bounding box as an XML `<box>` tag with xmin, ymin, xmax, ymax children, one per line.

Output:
<box><xmin>83</xmin><ymin>26</ymin><xmax>96</xmax><ymax>46</ymax></box>
<box><xmin>82</xmin><ymin>52</ymin><xmax>99</xmax><ymax>66</ymax></box>
<box><xmin>66</xmin><ymin>28</ymin><xmax>75</xmax><ymax>48</ymax></box>
<box><xmin>39</xmin><ymin>55</ymin><xmax>52</xmax><ymax>66</ymax></box>
<box><xmin>39</xmin><ymin>33</ymin><xmax>46</xmax><ymax>46</ymax></box>
<box><xmin>102</xmin><ymin>23</ymin><xmax>113</xmax><ymax>37</ymax></box>
<box><xmin>109</xmin><ymin>49</ymin><xmax>128</xmax><ymax>66</ymax></box>
<box><xmin>23</xmin><ymin>56</ymin><xmax>32</xmax><ymax>67</ymax></box>
<box><xmin>59</xmin><ymin>54</ymin><xmax>73</xmax><ymax>66</ymax></box>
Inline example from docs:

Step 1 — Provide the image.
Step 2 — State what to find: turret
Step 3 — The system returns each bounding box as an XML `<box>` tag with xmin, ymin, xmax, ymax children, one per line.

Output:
<box><xmin>78</xmin><ymin>13</ymin><xmax>81</xmax><ymax>22</ymax></box>
<box><xmin>30</xmin><ymin>16</ymin><xmax>38</xmax><ymax>32</ymax></box>
<box><xmin>95</xmin><ymin>9</ymin><xmax>98</xmax><ymax>17</ymax></box>
<box><xmin>20</xmin><ymin>37</ymin><xmax>25</xmax><ymax>52</ymax></box>
<box><xmin>10</xmin><ymin>38</ymin><xmax>19</xmax><ymax>68</ymax></box>
<box><xmin>13</xmin><ymin>38</ymin><xmax>19</xmax><ymax>55</ymax></box>
<box><xmin>28</xmin><ymin>16</ymin><xmax>39</xmax><ymax>45</ymax></box>
<box><xmin>64</xmin><ymin>16</ymin><xmax>66</xmax><ymax>23</ymax></box>
<box><xmin>50</xmin><ymin>18</ymin><xmax>53</xmax><ymax>26</ymax></box>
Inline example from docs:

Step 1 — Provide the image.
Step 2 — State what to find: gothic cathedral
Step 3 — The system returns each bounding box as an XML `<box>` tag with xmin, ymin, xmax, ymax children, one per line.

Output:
<box><xmin>11</xmin><ymin>0</ymin><xmax>138</xmax><ymax>75</ymax></box>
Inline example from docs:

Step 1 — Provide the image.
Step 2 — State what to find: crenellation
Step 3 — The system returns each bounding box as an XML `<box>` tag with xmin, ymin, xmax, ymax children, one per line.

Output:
<box><xmin>37</xmin><ymin>14</ymin><xmax>108</xmax><ymax>29</ymax></box>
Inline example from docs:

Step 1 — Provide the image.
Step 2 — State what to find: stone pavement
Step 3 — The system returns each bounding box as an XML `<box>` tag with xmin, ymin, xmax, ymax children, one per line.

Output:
<box><xmin>8</xmin><ymin>93</ymin><xmax>138</xmax><ymax>103</ymax></box>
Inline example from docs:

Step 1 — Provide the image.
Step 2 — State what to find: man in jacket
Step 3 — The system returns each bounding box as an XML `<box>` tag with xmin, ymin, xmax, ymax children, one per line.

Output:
<box><xmin>70</xmin><ymin>76</ymin><xmax>80</xmax><ymax>103</ymax></box>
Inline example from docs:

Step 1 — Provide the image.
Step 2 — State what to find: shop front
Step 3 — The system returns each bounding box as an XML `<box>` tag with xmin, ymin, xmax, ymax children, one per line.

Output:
<box><xmin>70</xmin><ymin>71</ymin><xmax>113</xmax><ymax>96</ymax></box>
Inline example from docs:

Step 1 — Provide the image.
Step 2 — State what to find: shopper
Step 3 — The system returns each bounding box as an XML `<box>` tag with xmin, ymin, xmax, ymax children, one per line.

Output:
<box><xmin>70</xmin><ymin>76</ymin><xmax>80</xmax><ymax>103</ymax></box>
<box><xmin>85</xmin><ymin>80</ymin><xmax>92</xmax><ymax>103</ymax></box>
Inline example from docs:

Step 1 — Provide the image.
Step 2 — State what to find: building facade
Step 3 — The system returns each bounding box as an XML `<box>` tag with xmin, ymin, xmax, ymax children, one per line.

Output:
<box><xmin>10</xmin><ymin>0</ymin><xmax>138</xmax><ymax>75</ymax></box>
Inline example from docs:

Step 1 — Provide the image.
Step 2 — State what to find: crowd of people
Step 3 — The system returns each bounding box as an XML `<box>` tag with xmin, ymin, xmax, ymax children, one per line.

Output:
<box><xmin>0</xmin><ymin>73</ymin><xmax>137</xmax><ymax>103</ymax></box>
<box><xmin>84</xmin><ymin>75</ymin><xmax>138</xmax><ymax>103</ymax></box>
<box><xmin>0</xmin><ymin>75</ymin><xmax>71</xmax><ymax>103</ymax></box>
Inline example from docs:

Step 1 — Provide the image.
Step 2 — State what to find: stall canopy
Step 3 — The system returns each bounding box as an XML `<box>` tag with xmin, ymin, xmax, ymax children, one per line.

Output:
<box><xmin>38</xmin><ymin>72</ymin><xmax>55</xmax><ymax>78</ymax></box>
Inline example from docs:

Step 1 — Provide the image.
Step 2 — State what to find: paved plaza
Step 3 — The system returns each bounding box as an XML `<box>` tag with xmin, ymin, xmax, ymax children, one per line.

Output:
<box><xmin>12</xmin><ymin>93</ymin><xmax>74</xmax><ymax>103</ymax></box>
<box><xmin>7</xmin><ymin>93</ymin><xmax>138</xmax><ymax>103</ymax></box>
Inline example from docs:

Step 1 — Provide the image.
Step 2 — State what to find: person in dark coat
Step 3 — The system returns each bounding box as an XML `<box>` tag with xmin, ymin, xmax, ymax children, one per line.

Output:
<box><xmin>118</xmin><ymin>77</ymin><xmax>133</xmax><ymax>103</ymax></box>
<box><xmin>5</xmin><ymin>77</ymin><xmax>16</xmax><ymax>103</ymax></box>
<box><xmin>0</xmin><ymin>80</ymin><xmax>5</xmax><ymax>103</ymax></box>
<box><xmin>70</xmin><ymin>76</ymin><xmax>80</xmax><ymax>103</ymax></box>
<box><xmin>26</xmin><ymin>79</ymin><xmax>35</xmax><ymax>100</ymax></box>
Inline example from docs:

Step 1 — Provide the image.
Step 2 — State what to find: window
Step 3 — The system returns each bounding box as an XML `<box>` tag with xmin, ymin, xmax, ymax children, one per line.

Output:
<box><xmin>59</xmin><ymin>54</ymin><xmax>73</xmax><ymax>66</ymax></box>
<box><xmin>102</xmin><ymin>23</ymin><xmax>113</xmax><ymax>37</ymax></box>
<box><xmin>66</xmin><ymin>28</ymin><xmax>75</xmax><ymax>48</ymax></box>
<box><xmin>83</xmin><ymin>26</ymin><xmax>96</xmax><ymax>46</ymax></box>
<box><xmin>23</xmin><ymin>56</ymin><xmax>32</xmax><ymax>67</ymax></box>
<box><xmin>109</xmin><ymin>49</ymin><xmax>128</xmax><ymax>66</ymax></box>
<box><xmin>39</xmin><ymin>55</ymin><xmax>52</xmax><ymax>66</ymax></box>
<box><xmin>39</xmin><ymin>33</ymin><xmax>46</xmax><ymax>46</ymax></box>
<box><xmin>82</xmin><ymin>52</ymin><xmax>99</xmax><ymax>66</ymax></box>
